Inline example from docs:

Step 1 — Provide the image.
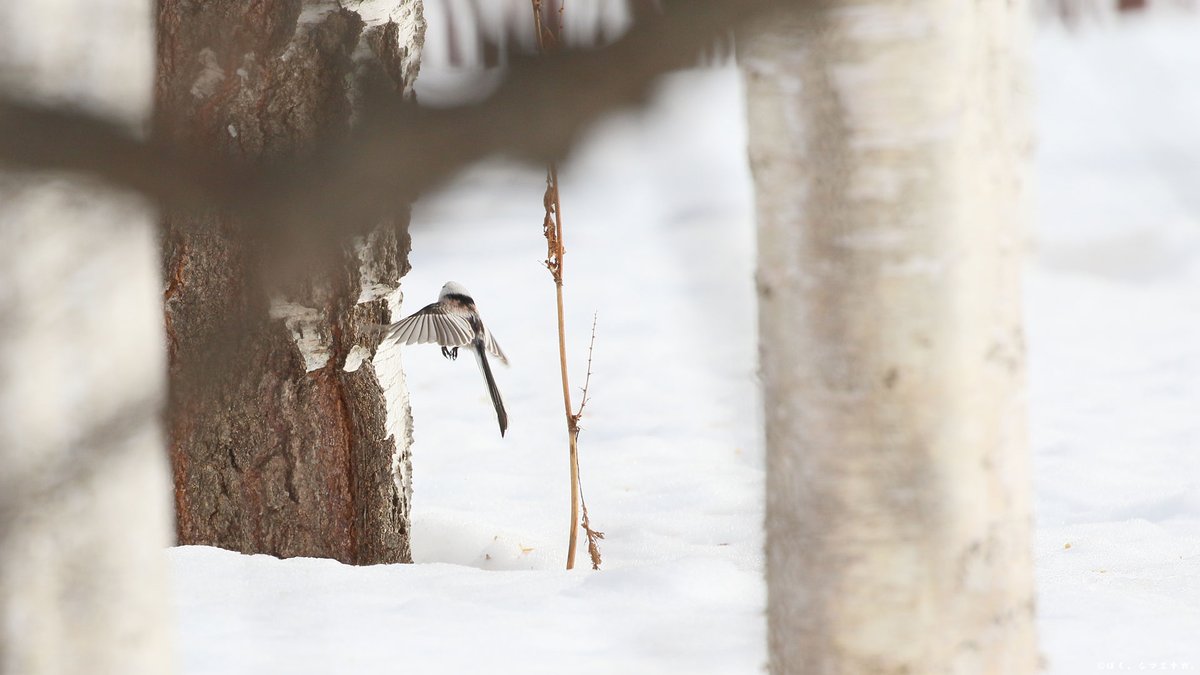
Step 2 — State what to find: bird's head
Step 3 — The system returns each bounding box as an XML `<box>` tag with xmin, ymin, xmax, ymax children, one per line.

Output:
<box><xmin>439</xmin><ymin>281</ymin><xmax>472</xmax><ymax>300</ymax></box>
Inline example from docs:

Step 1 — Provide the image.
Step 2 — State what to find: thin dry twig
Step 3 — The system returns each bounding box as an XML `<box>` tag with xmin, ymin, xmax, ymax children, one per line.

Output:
<box><xmin>576</xmin><ymin>314</ymin><xmax>603</xmax><ymax>570</ymax></box>
<box><xmin>574</xmin><ymin>313</ymin><xmax>598</xmax><ymax>420</ymax></box>
<box><xmin>580</xmin><ymin>493</ymin><xmax>605</xmax><ymax>571</ymax></box>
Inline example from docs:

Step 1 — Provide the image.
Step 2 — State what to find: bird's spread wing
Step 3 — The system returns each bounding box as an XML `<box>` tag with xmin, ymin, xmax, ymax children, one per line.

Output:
<box><xmin>387</xmin><ymin>302</ymin><xmax>474</xmax><ymax>347</ymax></box>
<box><xmin>485</xmin><ymin>329</ymin><xmax>508</xmax><ymax>366</ymax></box>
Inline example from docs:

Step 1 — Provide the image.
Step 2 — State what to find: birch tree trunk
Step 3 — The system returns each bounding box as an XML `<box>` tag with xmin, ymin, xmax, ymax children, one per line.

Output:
<box><xmin>742</xmin><ymin>2</ymin><xmax>1038</xmax><ymax>673</ymax></box>
<box><xmin>0</xmin><ymin>0</ymin><xmax>172</xmax><ymax>673</ymax></box>
<box><xmin>158</xmin><ymin>0</ymin><xmax>425</xmax><ymax>565</ymax></box>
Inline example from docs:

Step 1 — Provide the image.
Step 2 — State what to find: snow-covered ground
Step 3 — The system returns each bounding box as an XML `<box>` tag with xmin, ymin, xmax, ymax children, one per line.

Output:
<box><xmin>170</xmin><ymin>11</ymin><xmax>1200</xmax><ymax>675</ymax></box>
<box><xmin>1030</xmin><ymin>12</ymin><xmax>1200</xmax><ymax>672</ymax></box>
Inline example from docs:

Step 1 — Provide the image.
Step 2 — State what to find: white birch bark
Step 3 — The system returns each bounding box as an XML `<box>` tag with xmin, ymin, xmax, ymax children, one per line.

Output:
<box><xmin>742</xmin><ymin>2</ymin><xmax>1038</xmax><ymax>673</ymax></box>
<box><xmin>0</xmin><ymin>1</ymin><xmax>172</xmax><ymax>673</ymax></box>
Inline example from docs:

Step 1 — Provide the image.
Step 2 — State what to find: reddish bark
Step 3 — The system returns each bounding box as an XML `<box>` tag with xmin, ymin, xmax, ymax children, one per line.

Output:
<box><xmin>157</xmin><ymin>0</ymin><xmax>421</xmax><ymax>564</ymax></box>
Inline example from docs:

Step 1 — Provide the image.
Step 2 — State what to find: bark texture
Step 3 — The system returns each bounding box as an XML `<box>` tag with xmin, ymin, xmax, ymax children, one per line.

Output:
<box><xmin>743</xmin><ymin>2</ymin><xmax>1038</xmax><ymax>673</ymax></box>
<box><xmin>158</xmin><ymin>0</ymin><xmax>424</xmax><ymax>565</ymax></box>
<box><xmin>0</xmin><ymin>0</ymin><xmax>173</xmax><ymax>672</ymax></box>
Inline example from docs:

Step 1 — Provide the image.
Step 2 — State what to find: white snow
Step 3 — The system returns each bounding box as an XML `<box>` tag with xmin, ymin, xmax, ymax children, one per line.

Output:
<box><xmin>169</xmin><ymin>10</ymin><xmax>1200</xmax><ymax>675</ymax></box>
<box><xmin>1030</xmin><ymin>11</ymin><xmax>1200</xmax><ymax>672</ymax></box>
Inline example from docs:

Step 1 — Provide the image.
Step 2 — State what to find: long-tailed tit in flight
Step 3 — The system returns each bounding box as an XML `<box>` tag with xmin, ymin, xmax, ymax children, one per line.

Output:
<box><xmin>386</xmin><ymin>281</ymin><xmax>509</xmax><ymax>437</ymax></box>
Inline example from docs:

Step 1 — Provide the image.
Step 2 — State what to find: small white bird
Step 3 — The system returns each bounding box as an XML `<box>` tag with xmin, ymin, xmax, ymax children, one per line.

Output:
<box><xmin>386</xmin><ymin>281</ymin><xmax>509</xmax><ymax>436</ymax></box>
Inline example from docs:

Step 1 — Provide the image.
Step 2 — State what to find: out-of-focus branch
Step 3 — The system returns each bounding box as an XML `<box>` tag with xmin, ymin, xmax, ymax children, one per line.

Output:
<box><xmin>0</xmin><ymin>0</ymin><xmax>777</xmax><ymax>232</ymax></box>
<box><xmin>0</xmin><ymin>101</ymin><xmax>246</xmax><ymax>213</ymax></box>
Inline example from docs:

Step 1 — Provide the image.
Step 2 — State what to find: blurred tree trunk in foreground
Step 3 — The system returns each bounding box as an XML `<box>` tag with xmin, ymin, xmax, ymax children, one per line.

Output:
<box><xmin>0</xmin><ymin>0</ymin><xmax>173</xmax><ymax>672</ymax></box>
<box><xmin>158</xmin><ymin>0</ymin><xmax>424</xmax><ymax>565</ymax></box>
<box><xmin>743</xmin><ymin>2</ymin><xmax>1038</xmax><ymax>673</ymax></box>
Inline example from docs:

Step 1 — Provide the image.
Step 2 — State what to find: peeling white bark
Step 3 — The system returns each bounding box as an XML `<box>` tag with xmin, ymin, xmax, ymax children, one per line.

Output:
<box><xmin>743</xmin><ymin>2</ymin><xmax>1037</xmax><ymax>673</ymax></box>
<box><xmin>378</xmin><ymin>287</ymin><xmax>413</xmax><ymax>449</ymax></box>
<box><xmin>0</xmin><ymin>1</ymin><xmax>172</xmax><ymax>673</ymax></box>
<box><xmin>353</xmin><ymin>230</ymin><xmax>402</xmax><ymax>304</ymax></box>
<box><xmin>343</xmin><ymin>344</ymin><xmax>371</xmax><ymax>372</ymax></box>
<box><xmin>348</xmin><ymin>0</ymin><xmax>425</xmax><ymax>120</ymax></box>
<box><xmin>189</xmin><ymin>48</ymin><xmax>225</xmax><ymax>99</ymax></box>
<box><xmin>355</xmin><ymin>231</ymin><xmax>414</xmax><ymax>497</ymax></box>
<box><xmin>354</xmin><ymin>0</ymin><xmax>425</xmax><ymax>31</ymax></box>
<box><xmin>269</xmin><ymin>299</ymin><xmax>334</xmax><ymax>372</ymax></box>
<box><xmin>297</xmin><ymin>0</ymin><xmax>341</xmax><ymax>26</ymax></box>
<box><xmin>349</xmin><ymin>0</ymin><xmax>423</xmax><ymax>523</ymax></box>
<box><xmin>375</xmin><ymin>341</ymin><xmax>414</xmax><ymax>499</ymax></box>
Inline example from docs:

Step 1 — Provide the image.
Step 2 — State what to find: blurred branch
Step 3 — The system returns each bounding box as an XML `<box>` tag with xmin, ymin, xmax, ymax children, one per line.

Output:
<box><xmin>0</xmin><ymin>101</ymin><xmax>243</xmax><ymax>213</ymax></box>
<box><xmin>0</xmin><ymin>0</ymin><xmax>777</xmax><ymax>232</ymax></box>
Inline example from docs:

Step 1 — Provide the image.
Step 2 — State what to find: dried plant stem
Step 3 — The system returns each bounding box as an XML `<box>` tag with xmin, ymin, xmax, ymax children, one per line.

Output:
<box><xmin>533</xmin><ymin>0</ymin><xmax>601</xmax><ymax>571</ymax></box>
<box><xmin>545</xmin><ymin>168</ymin><xmax>581</xmax><ymax>570</ymax></box>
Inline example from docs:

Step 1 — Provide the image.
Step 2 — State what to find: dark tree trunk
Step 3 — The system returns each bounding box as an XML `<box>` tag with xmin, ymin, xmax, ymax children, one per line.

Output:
<box><xmin>156</xmin><ymin>0</ymin><xmax>424</xmax><ymax>565</ymax></box>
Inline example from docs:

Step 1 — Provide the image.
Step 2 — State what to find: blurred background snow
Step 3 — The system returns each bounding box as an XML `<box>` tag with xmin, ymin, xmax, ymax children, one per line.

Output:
<box><xmin>1030</xmin><ymin>10</ymin><xmax>1200</xmax><ymax>670</ymax></box>
<box><xmin>170</xmin><ymin>5</ymin><xmax>1200</xmax><ymax>674</ymax></box>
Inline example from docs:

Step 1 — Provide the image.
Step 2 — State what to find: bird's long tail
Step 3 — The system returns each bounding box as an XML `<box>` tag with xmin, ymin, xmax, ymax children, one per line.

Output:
<box><xmin>473</xmin><ymin>342</ymin><xmax>507</xmax><ymax>437</ymax></box>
